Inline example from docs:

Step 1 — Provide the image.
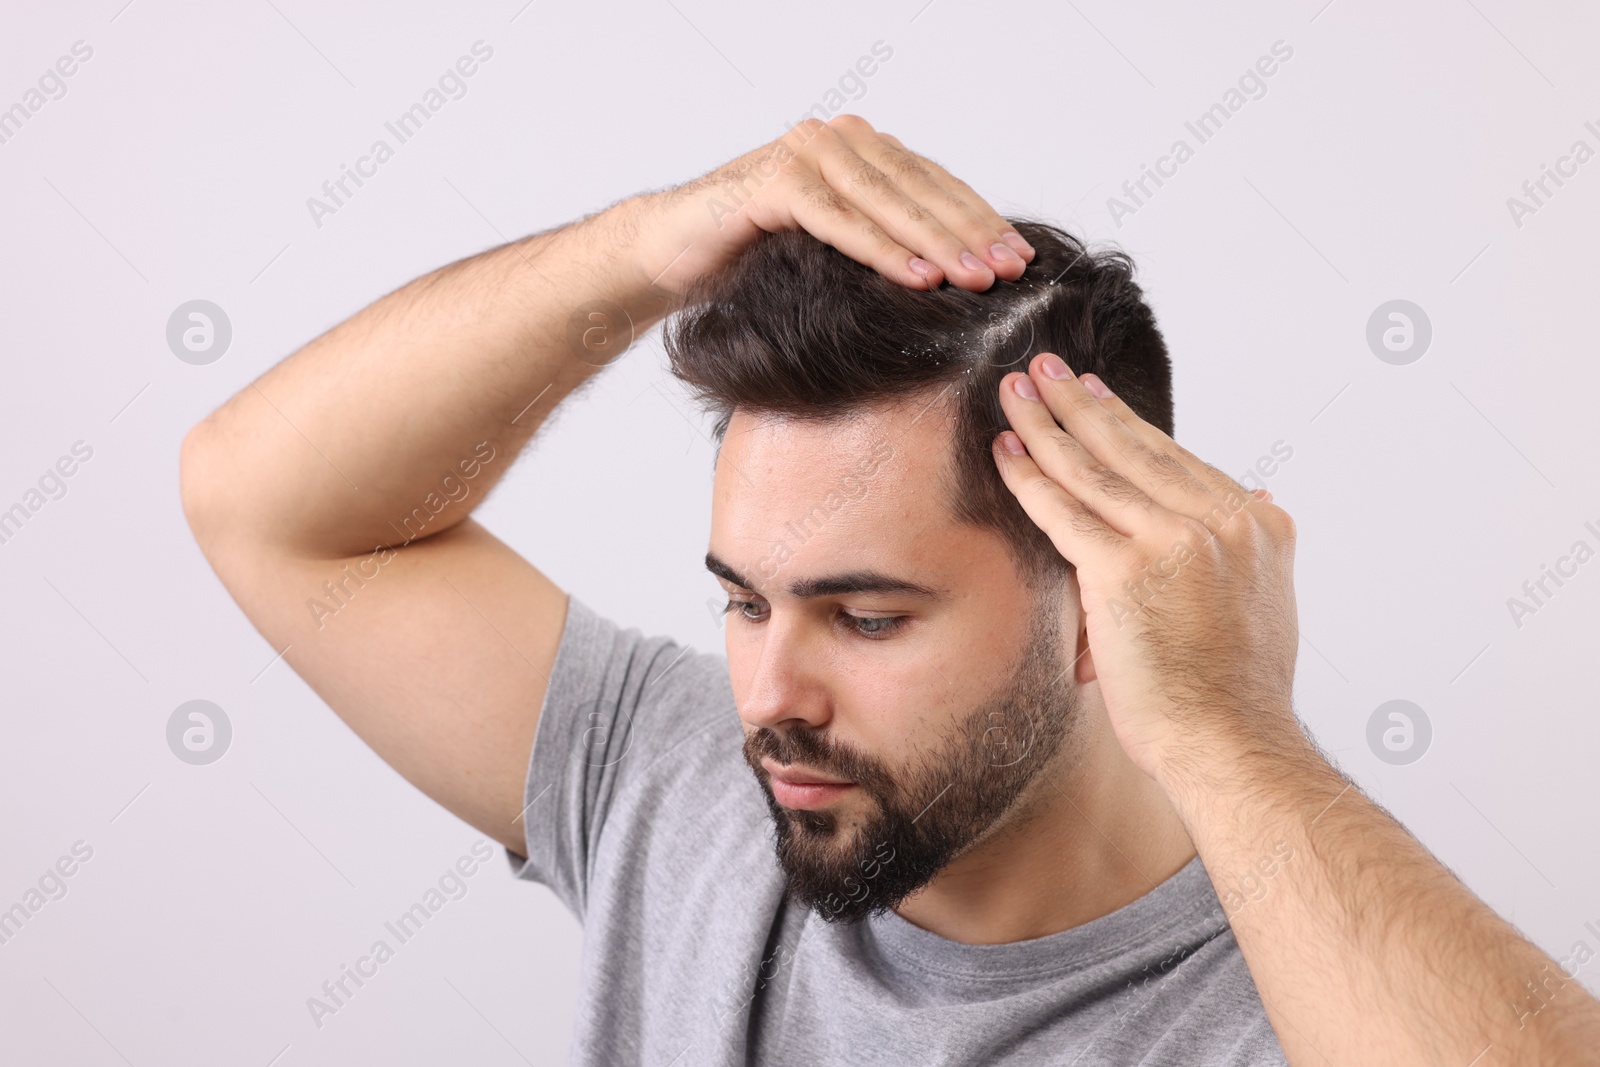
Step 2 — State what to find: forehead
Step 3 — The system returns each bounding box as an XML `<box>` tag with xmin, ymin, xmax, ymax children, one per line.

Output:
<box><xmin>709</xmin><ymin>393</ymin><xmax>975</xmax><ymax>587</ymax></box>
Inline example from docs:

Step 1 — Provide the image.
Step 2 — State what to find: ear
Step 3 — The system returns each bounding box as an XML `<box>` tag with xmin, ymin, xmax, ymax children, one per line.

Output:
<box><xmin>1062</xmin><ymin>567</ymin><xmax>1096</xmax><ymax>686</ymax></box>
<box><xmin>1074</xmin><ymin>614</ymin><xmax>1096</xmax><ymax>684</ymax></box>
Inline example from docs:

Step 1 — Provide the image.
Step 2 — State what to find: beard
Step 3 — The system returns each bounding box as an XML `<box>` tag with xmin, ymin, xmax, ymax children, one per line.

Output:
<box><xmin>741</xmin><ymin>601</ymin><xmax>1081</xmax><ymax>925</ymax></box>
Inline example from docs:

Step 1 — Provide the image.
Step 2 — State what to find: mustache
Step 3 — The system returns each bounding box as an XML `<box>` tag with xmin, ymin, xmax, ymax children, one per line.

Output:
<box><xmin>743</xmin><ymin>726</ymin><xmax>896</xmax><ymax>798</ymax></box>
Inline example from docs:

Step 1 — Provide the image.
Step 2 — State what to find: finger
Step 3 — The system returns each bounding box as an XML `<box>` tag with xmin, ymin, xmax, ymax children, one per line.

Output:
<box><xmin>1076</xmin><ymin>371</ymin><xmax>1247</xmax><ymax>502</ymax></box>
<box><xmin>996</xmin><ymin>371</ymin><xmax>1173</xmax><ymax>541</ymax></box>
<box><xmin>1023</xmin><ymin>353</ymin><xmax>1225</xmax><ymax>519</ymax></box>
<box><xmin>989</xmin><ymin>430</ymin><xmax>1127</xmax><ymax>573</ymax></box>
<box><xmin>828</xmin><ymin>118</ymin><xmax>1034</xmax><ymax>280</ymax></box>
<box><xmin>1071</xmin><ymin>370</ymin><xmax>1275</xmax><ymax>535</ymax></box>
<box><xmin>811</xmin><ymin>117</ymin><xmax>1003</xmax><ymax>291</ymax></box>
<box><xmin>874</xmin><ymin>132</ymin><xmax>1038</xmax><ymax>266</ymax></box>
<box><xmin>780</xmin><ymin>172</ymin><xmax>944</xmax><ymax>290</ymax></box>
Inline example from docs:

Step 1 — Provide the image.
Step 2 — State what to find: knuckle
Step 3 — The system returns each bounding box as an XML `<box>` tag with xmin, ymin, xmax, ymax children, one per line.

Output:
<box><xmin>1261</xmin><ymin>501</ymin><xmax>1296</xmax><ymax>540</ymax></box>
<box><xmin>1150</xmin><ymin>510</ymin><xmax>1197</xmax><ymax>545</ymax></box>
<box><xmin>1221</xmin><ymin>488</ymin><xmax>1257</xmax><ymax>527</ymax></box>
<box><xmin>946</xmin><ymin>178</ymin><xmax>986</xmax><ymax>207</ymax></box>
<box><xmin>1069</xmin><ymin>390</ymin><xmax>1102</xmax><ymax>414</ymax></box>
<box><xmin>827</xmin><ymin>113</ymin><xmax>871</xmax><ymax>135</ymax></box>
<box><xmin>1146</xmin><ymin>450</ymin><xmax>1202</xmax><ymax>490</ymax></box>
<box><xmin>930</xmin><ymin>232</ymin><xmax>977</xmax><ymax>263</ymax></box>
<box><xmin>803</xmin><ymin>180</ymin><xmax>852</xmax><ymax>217</ymax></box>
<box><xmin>1090</xmin><ymin>466</ymin><xmax>1143</xmax><ymax>505</ymax></box>
<box><xmin>1176</xmin><ymin>514</ymin><xmax>1221</xmax><ymax>550</ymax></box>
<box><xmin>1026</xmin><ymin>474</ymin><xmax>1061</xmax><ymax>498</ymax></box>
<box><xmin>811</xmin><ymin>122</ymin><xmax>848</xmax><ymax>151</ymax></box>
<box><xmin>861</xmin><ymin>221</ymin><xmax>898</xmax><ymax>251</ymax></box>
<box><xmin>1073</xmin><ymin>516</ymin><xmax>1109</xmax><ymax>542</ymax></box>
<box><xmin>911</xmin><ymin>150</ymin><xmax>954</xmax><ymax>180</ymax></box>
<box><xmin>847</xmin><ymin>155</ymin><xmax>894</xmax><ymax>194</ymax></box>
<box><xmin>1051</xmin><ymin>495</ymin><xmax>1100</xmax><ymax>537</ymax></box>
<box><xmin>1047</xmin><ymin>430</ymin><xmax>1084</xmax><ymax>464</ymax></box>
<box><xmin>787</xmin><ymin>118</ymin><xmax>827</xmax><ymax>149</ymax></box>
<box><xmin>878</xmin><ymin>145</ymin><xmax>930</xmax><ymax>183</ymax></box>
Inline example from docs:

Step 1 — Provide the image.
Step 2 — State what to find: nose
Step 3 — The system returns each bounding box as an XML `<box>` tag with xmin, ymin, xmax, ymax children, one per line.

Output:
<box><xmin>734</xmin><ymin>609</ymin><xmax>832</xmax><ymax>733</ymax></box>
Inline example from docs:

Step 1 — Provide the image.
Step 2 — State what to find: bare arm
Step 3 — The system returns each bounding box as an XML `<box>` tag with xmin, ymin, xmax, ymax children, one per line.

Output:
<box><xmin>179</xmin><ymin>114</ymin><xmax>1035</xmax><ymax>853</ymax></box>
<box><xmin>1173</xmin><ymin>730</ymin><xmax>1600</xmax><ymax>1065</ymax></box>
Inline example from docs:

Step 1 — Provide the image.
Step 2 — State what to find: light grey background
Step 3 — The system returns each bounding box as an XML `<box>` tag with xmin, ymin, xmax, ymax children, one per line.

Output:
<box><xmin>2</xmin><ymin>0</ymin><xmax>1597</xmax><ymax>1062</ymax></box>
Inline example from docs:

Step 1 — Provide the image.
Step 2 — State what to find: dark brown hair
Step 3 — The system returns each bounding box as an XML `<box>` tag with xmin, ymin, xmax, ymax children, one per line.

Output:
<box><xmin>663</xmin><ymin>217</ymin><xmax>1174</xmax><ymax>582</ymax></box>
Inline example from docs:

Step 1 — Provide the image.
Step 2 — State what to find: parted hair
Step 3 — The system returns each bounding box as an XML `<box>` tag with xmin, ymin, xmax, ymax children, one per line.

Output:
<box><xmin>662</xmin><ymin>217</ymin><xmax>1174</xmax><ymax>582</ymax></box>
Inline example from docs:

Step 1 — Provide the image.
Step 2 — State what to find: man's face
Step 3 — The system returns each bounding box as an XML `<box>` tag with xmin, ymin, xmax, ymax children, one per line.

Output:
<box><xmin>706</xmin><ymin>394</ymin><xmax>1084</xmax><ymax>924</ymax></box>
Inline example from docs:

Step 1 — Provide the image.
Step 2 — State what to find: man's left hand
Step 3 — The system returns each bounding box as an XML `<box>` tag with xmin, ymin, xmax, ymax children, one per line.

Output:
<box><xmin>991</xmin><ymin>352</ymin><xmax>1303</xmax><ymax>786</ymax></box>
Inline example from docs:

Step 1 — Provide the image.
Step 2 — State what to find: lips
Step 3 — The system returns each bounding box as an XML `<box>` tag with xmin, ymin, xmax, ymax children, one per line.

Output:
<box><xmin>761</xmin><ymin>759</ymin><xmax>852</xmax><ymax>785</ymax></box>
<box><xmin>759</xmin><ymin>759</ymin><xmax>858</xmax><ymax>810</ymax></box>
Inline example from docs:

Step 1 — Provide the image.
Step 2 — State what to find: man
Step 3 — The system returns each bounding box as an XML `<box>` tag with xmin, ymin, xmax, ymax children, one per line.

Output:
<box><xmin>180</xmin><ymin>115</ymin><xmax>1600</xmax><ymax>1064</ymax></box>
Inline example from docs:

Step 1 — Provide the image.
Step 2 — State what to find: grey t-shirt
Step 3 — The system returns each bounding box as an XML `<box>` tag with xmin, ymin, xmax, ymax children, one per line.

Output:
<box><xmin>507</xmin><ymin>596</ymin><xmax>1288</xmax><ymax>1066</ymax></box>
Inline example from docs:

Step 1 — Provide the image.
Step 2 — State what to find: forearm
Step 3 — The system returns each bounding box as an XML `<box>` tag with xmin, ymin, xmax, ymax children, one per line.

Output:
<box><xmin>181</xmin><ymin>193</ymin><xmax>672</xmax><ymax>556</ymax></box>
<box><xmin>1163</xmin><ymin>722</ymin><xmax>1600</xmax><ymax>1065</ymax></box>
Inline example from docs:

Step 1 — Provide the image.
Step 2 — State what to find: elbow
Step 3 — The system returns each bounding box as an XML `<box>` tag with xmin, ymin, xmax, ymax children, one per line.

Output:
<box><xmin>179</xmin><ymin>416</ymin><xmax>229</xmax><ymax>551</ymax></box>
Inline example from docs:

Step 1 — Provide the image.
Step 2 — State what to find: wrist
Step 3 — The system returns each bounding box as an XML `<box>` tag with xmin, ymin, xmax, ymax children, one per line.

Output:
<box><xmin>618</xmin><ymin>186</ymin><xmax>710</xmax><ymax>302</ymax></box>
<box><xmin>591</xmin><ymin>193</ymin><xmax>680</xmax><ymax>321</ymax></box>
<box><xmin>1152</xmin><ymin>712</ymin><xmax>1340</xmax><ymax>838</ymax></box>
<box><xmin>517</xmin><ymin>193</ymin><xmax>677</xmax><ymax>364</ymax></box>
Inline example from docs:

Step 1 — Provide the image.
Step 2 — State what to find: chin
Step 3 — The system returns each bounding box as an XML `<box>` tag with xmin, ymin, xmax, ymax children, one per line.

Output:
<box><xmin>764</xmin><ymin>789</ymin><xmax>935</xmax><ymax>925</ymax></box>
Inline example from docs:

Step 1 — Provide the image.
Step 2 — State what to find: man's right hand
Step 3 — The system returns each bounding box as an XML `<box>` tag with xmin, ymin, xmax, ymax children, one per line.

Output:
<box><xmin>633</xmin><ymin>114</ymin><xmax>1034</xmax><ymax>298</ymax></box>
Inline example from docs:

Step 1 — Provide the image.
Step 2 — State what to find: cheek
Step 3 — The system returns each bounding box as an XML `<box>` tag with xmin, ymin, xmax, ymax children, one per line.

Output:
<box><xmin>725</xmin><ymin>633</ymin><xmax>757</xmax><ymax>701</ymax></box>
<box><xmin>846</xmin><ymin>665</ymin><xmax>959</xmax><ymax>757</ymax></box>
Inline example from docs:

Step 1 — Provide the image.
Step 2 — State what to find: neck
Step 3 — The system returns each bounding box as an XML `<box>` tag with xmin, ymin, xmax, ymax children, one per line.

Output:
<box><xmin>889</xmin><ymin>701</ymin><xmax>1196</xmax><ymax>945</ymax></box>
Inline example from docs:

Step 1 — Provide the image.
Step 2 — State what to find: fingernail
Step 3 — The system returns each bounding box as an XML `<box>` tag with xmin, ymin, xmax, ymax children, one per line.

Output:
<box><xmin>1013</xmin><ymin>375</ymin><xmax>1039</xmax><ymax>401</ymax></box>
<box><xmin>1000</xmin><ymin>431</ymin><xmax>1027</xmax><ymax>456</ymax></box>
<box><xmin>960</xmin><ymin>250</ymin><xmax>990</xmax><ymax>273</ymax></box>
<box><xmin>1040</xmin><ymin>353</ymin><xmax>1072</xmax><ymax>380</ymax></box>
<box><xmin>1082</xmin><ymin>374</ymin><xmax>1112</xmax><ymax>399</ymax></box>
<box><xmin>909</xmin><ymin>256</ymin><xmax>933</xmax><ymax>276</ymax></box>
<box><xmin>1001</xmin><ymin>231</ymin><xmax>1032</xmax><ymax>255</ymax></box>
<box><xmin>989</xmin><ymin>241</ymin><xmax>1021</xmax><ymax>263</ymax></box>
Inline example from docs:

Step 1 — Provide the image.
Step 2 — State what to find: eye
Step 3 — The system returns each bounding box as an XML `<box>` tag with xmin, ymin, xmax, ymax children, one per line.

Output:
<box><xmin>844</xmin><ymin>612</ymin><xmax>906</xmax><ymax>639</ymax></box>
<box><xmin>723</xmin><ymin>597</ymin><xmax>768</xmax><ymax>623</ymax></box>
<box><xmin>722</xmin><ymin>598</ymin><xmax>906</xmax><ymax>639</ymax></box>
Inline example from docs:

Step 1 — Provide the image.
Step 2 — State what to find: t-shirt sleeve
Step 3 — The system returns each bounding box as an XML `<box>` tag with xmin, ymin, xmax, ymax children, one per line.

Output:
<box><xmin>503</xmin><ymin>593</ymin><xmax>735</xmax><ymax>921</ymax></box>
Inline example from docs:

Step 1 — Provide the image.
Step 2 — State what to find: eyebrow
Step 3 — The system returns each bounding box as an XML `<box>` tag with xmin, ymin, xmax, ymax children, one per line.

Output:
<box><xmin>704</xmin><ymin>551</ymin><xmax>947</xmax><ymax>601</ymax></box>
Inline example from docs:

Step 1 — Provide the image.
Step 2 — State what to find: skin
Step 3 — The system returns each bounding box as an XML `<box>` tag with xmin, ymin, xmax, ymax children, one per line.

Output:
<box><xmin>180</xmin><ymin>113</ymin><xmax>1600</xmax><ymax>1064</ymax></box>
